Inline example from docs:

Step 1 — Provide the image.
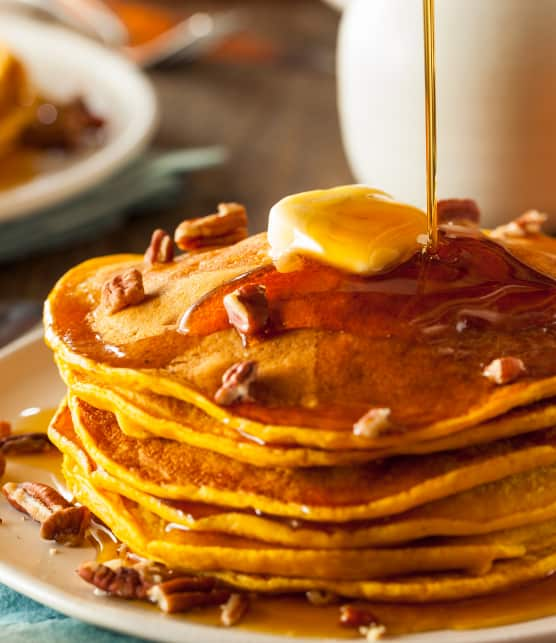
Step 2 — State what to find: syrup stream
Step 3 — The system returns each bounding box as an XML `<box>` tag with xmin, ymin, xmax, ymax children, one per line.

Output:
<box><xmin>423</xmin><ymin>0</ymin><xmax>439</xmax><ymax>253</ymax></box>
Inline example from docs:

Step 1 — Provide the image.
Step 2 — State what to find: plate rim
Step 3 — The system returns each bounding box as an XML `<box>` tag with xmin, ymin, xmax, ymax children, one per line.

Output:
<box><xmin>0</xmin><ymin>14</ymin><xmax>158</xmax><ymax>224</ymax></box>
<box><xmin>1</xmin><ymin>330</ymin><xmax>556</xmax><ymax>643</ymax></box>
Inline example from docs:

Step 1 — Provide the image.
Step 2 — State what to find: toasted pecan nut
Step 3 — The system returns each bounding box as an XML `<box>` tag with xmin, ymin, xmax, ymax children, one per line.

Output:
<box><xmin>101</xmin><ymin>268</ymin><xmax>145</xmax><ymax>315</ymax></box>
<box><xmin>78</xmin><ymin>561</ymin><xmax>151</xmax><ymax>599</ymax></box>
<box><xmin>144</xmin><ymin>229</ymin><xmax>174</xmax><ymax>264</ymax></box>
<box><xmin>0</xmin><ymin>454</ymin><xmax>5</xmax><ymax>480</ymax></box>
<box><xmin>221</xmin><ymin>593</ymin><xmax>250</xmax><ymax>627</ymax></box>
<box><xmin>154</xmin><ymin>590</ymin><xmax>231</xmax><ymax>614</ymax></box>
<box><xmin>2</xmin><ymin>481</ymin><xmax>90</xmax><ymax>545</ymax></box>
<box><xmin>223</xmin><ymin>284</ymin><xmax>269</xmax><ymax>336</ymax></box>
<box><xmin>353</xmin><ymin>408</ymin><xmax>392</xmax><ymax>438</ymax></box>
<box><xmin>174</xmin><ymin>202</ymin><xmax>248</xmax><ymax>252</ymax></box>
<box><xmin>214</xmin><ymin>361</ymin><xmax>258</xmax><ymax>406</ymax></box>
<box><xmin>438</xmin><ymin>199</ymin><xmax>480</xmax><ymax>225</ymax></box>
<box><xmin>339</xmin><ymin>604</ymin><xmax>381</xmax><ymax>629</ymax></box>
<box><xmin>0</xmin><ymin>432</ymin><xmax>52</xmax><ymax>455</ymax></box>
<box><xmin>491</xmin><ymin>210</ymin><xmax>547</xmax><ymax>240</ymax></box>
<box><xmin>482</xmin><ymin>357</ymin><xmax>525</xmax><ymax>385</ymax></box>
<box><xmin>0</xmin><ymin>421</ymin><xmax>11</xmax><ymax>439</ymax></box>
<box><xmin>148</xmin><ymin>576</ymin><xmax>229</xmax><ymax>614</ymax></box>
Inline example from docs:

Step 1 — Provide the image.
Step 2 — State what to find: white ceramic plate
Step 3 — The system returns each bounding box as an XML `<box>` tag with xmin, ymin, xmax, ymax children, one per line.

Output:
<box><xmin>1</xmin><ymin>329</ymin><xmax>556</xmax><ymax>642</ymax></box>
<box><xmin>0</xmin><ymin>14</ymin><xmax>157</xmax><ymax>223</ymax></box>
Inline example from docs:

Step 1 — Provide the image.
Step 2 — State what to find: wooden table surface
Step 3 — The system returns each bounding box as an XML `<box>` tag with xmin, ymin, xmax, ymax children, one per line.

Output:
<box><xmin>0</xmin><ymin>0</ymin><xmax>352</xmax><ymax>303</ymax></box>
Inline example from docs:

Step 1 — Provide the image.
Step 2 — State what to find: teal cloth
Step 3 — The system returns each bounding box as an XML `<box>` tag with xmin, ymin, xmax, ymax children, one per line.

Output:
<box><xmin>0</xmin><ymin>146</ymin><xmax>227</xmax><ymax>263</ymax></box>
<box><xmin>0</xmin><ymin>584</ymin><xmax>145</xmax><ymax>642</ymax></box>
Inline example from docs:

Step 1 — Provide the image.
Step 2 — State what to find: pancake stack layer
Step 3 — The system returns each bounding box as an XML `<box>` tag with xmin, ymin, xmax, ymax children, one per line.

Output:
<box><xmin>45</xmin><ymin>211</ymin><xmax>556</xmax><ymax>620</ymax></box>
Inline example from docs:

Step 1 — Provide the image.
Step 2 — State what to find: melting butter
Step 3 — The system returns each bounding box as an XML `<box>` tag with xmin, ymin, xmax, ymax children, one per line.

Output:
<box><xmin>268</xmin><ymin>185</ymin><xmax>427</xmax><ymax>275</ymax></box>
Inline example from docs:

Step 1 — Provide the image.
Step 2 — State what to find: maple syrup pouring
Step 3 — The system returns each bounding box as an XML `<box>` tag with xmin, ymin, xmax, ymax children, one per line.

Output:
<box><xmin>423</xmin><ymin>0</ymin><xmax>439</xmax><ymax>253</ymax></box>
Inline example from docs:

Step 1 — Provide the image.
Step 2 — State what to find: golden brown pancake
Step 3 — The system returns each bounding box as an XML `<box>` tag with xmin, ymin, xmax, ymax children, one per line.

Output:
<box><xmin>63</xmin><ymin>455</ymin><xmax>556</xmax><ymax>602</ymax></box>
<box><xmin>49</xmin><ymin>401</ymin><xmax>556</xmax><ymax>549</ymax></box>
<box><xmin>45</xmin><ymin>230</ymin><xmax>556</xmax><ymax>450</ymax></box>
<box><xmin>58</xmin><ymin>358</ymin><xmax>556</xmax><ymax>467</ymax></box>
<box><xmin>58</xmin><ymin>396</ymin><xmax>556</xmax><ymax>524</ymax></box>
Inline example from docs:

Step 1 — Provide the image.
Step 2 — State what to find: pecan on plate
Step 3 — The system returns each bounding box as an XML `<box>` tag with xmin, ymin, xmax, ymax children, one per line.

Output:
<box><xmin>223</xmin><ymin>284</ymin><xmax>269</xmax><ymax>336</ymax></box>
<box><xmin>174</xmin><ymin>202</ymin><xmax>248</xmax><ymax>252</ymax></box>
<box><xmin>0</xmin><ymin>432</ymin><xmax>52</xmax><ymax>456</ymax></box>
<box><xmin>353</xmin><ymin>408</ymin><xmax>392</xmax><ymax>438</ymax></box>
<box><xmin>144</xmin><ymin>229</ymin><xmax>174</xmax><ymax>265</ymax></box>
<box><xmin>101</xmin><ymin>268</ymin><xmax>145</xmax><ymax>315</ymax></box>
<box><xmin>2</xmin><ymin>481</ymin><xmax>90</xmax><ymax>545</ymax></box>
<box><xmin>438</xmin><ymin>199</ymin><xmax>481</xmax><ymax>225</ymax></box>
<box><xmin>482</xmin><ymin>357</ymin><xmax>525</xmax><ymax>385</ymax></box>
<box><xmin>214</xmin><ymin>361</ymin><xmax>258</xmax><ymax>406</ymax></box>
<box><xmin>491</xmin><ymin>210</ymin><xmax>547</xmax><ymax>240</ymax></box>
<box><xmin>221</xmin><ymin>593</ymin><xmax>250</xmax><ymax>627</ymax></box>
<box><xmin>78</xmin><ymin>561</ymin><xmax>151</xmax><ymax>599</ymax></box>
<box><xmin>148</xmin><ymin>576</ymin><xmax>229</xmax><ymax>614</ymax></box>
<box><xmin>340</xmin><ymin>605</ymin><xmax>386</xmax><ymax>639</ymax></box>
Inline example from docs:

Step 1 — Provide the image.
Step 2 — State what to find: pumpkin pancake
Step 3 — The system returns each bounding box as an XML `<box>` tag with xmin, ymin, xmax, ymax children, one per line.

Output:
<box><xmin>58</xmin><ymin>359</ymin><xmax>556</xmax><ymax>466</ymax></box>
<box><xmin>49</xmin><ymin>400</ymin><xmax>556</xmax><ymax>548</ymax></box>
<box><xmin>63</xmin><ymin>456</ymin><xmax>530</xmax><ymax>580</ymax></box>
<box><xmin>61</xmin><ymin>396</ymin><xmax>556</xmax><ymax>524</ymax></box>
<box><xmin>63</xmin><ymin>454</ymin><xmax>556</xmax><ymax>603</ymax></box>
<box><xmin>44</xmin><ymin>227</ymin><xmax>556</xmax><ymax>451</ymax></box>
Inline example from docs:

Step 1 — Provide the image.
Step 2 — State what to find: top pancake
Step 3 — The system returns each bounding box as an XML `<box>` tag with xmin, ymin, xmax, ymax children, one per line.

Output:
<box><xmin>45</xmin><ymin>228</ymin><xmax>556</xmax><ymax>450</ymax></box>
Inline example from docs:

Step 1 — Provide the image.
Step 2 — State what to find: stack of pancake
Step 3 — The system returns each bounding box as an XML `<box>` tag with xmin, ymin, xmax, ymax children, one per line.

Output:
<box><xmin>44</xmin><ymin>191</ymin><xmax>556</xmax><ymax>627</ymax></box>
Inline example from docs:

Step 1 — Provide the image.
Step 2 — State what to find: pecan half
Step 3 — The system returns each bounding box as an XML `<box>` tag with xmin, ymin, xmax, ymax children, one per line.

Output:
<box><xmin>339</xmin><ymin>604</ymin><xmax>381</xmax><ymax>629</ymax></box>
<box><xmin>223</xmin><ymin>284</ymin><xmax>269</xmax><ymax>336</ymax></box>
<box><xmin>306</xmin><ymin>589</ymin><xmax>339</xmax><ymax>606</ymax></box>
<box><xmin>353</xmin><ymin>408</ymin><xmax>392</xmax><ymax>438</ymax></box>
<box><xmin>438</xmin><ymin>199</ymin><xmax>480</xmax><ymax>225</ymax></box>
<box><xmin>144</xmin><ymin>229</ymin><xmax>174</xmax><ymax>264</ymax></box>
<box><xmin>78</xmin><ymin>561</ymin><xmax>151</xmax><ymax>599</ymax></box>
<box><xmin>0</xmin><ymin>454</ymin><xmax>5</xmax><ymax>481</ymax></box>
<box><xmin>482</xmin><ymin>357</ymin><xmax>525</xmax><ymax>385</ymax></box>
<box><xmin>0</xmin><ymin>421</ymin><xmax>11</xmax><ymax>439</ymax></box>
<box><xmin>214</xmin><ymin>361</ymin><xmax>258</xmax><ymax>406</ymax></box>
<box><xmin>101</xmin><ymin>268</ymin><xmax>145</xmax><ymax>315</ymax></box>
<box><xmin>491</xmin><ymin>210</ymin><xmax>547</xmax><ymax>240</ymax></box>
<box><xmin>174</xmin><ymin>202</ymin><xmax>248</xmax><ymax>252</ymax></box>
<box><xmin>0</xmin><ymin>432</ymin><xmax>52</xmax><ymax>456</ymax></box>
<box><xmin>221</xmin><ymin>593</ymin><xmax>250</xmax><ymax>627</ymax></box>
<box><xmin>148</xmin><ymin>576</ymin><xmax>229</xmax><ymax>614</ymax></box>
<box><xmin>2</xmin><ymin>481</ymin><xmax>90</xmax><ymax>545</ymax></box>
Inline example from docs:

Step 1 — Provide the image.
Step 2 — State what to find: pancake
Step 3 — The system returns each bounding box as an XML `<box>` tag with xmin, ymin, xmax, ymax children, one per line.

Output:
<box><xmin>43</xmin><ymin>188</ymin><xmax>556</xmax><ymax>633</ymax></box>
<box><xmin>66</xmin><ymin>456</ymin><xmax>528</xmax><ymax>580</ymax></box>
<box><xmin>61</xmin><ymin>396</ymin><xmax>556</xmax><ymax>524</ymax></box>
<box><xmin>63</xmin><ymin>454</ymin><xmax>556</xmax><ymax>603</ymax></box>
<box><xmin>44</xmin><ymin>229</ymin><xmax>556</xmax><ymax>451</ymax></box>
<box><xmin>49</xmin><ymin>401</ymin><xmax>556</xmax><ymax>549</ymax></box>
<box><xmin>59</xmin><ymin>358</ymin><xmax>556</xmax><ymax>467</ymax></box>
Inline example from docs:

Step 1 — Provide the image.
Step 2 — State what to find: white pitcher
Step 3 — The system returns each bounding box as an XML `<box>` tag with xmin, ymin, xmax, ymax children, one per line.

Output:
<box><xmin>337</xmin><ymin>0</ymin><xmax>556</xmax><ymax>229</ymax></box>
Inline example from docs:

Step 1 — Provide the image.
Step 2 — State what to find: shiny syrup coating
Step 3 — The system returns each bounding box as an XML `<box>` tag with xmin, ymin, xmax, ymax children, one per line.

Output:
<box><xmin>180</xmin><ymin>228</ymin><xmax>556</xmax><ymax>341</ymax></box>
<box><xmin>48</xmin><ymin>229</ymin><xmax>556</xmax><ymax>432</ymax></box>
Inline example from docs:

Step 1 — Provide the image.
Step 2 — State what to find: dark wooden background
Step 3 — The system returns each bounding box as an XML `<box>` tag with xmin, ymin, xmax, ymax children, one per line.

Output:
<box><xmin>0</xmin><ymin>0</ymin><xmax>352</xmax><ymax>302</ymax></box>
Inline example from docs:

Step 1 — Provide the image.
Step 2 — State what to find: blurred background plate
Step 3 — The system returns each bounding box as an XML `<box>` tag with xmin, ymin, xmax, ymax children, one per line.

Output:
<box><xmin>0</xmin><ymin>13</ymin><xmax>158</xmax><ymax>223</ymax></box>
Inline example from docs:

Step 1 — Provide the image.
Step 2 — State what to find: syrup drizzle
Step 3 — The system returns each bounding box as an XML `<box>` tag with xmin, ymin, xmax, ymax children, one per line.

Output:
<box><xmin>423</xmin><ymin>0</ymin><xmax>439</xmax><ymax>252</ymax></box>
<box><xmin>180</xmin><ymin>231</ymin><xmax>556</xmax><ymax>342</ymax></box>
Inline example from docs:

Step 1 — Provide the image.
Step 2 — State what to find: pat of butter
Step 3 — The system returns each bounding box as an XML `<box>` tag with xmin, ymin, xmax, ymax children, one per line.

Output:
<box><xmin>268</xmin><ymin>185</ymin><xmax>427</xmax><ymax>275</ymax></box>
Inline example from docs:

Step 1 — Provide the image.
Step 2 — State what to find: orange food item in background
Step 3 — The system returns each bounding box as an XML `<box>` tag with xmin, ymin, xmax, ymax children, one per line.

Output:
<box><xmin>106</xmin><ymin>0</ymin><xmax>182</xmax><ymax>46</ymax></box>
